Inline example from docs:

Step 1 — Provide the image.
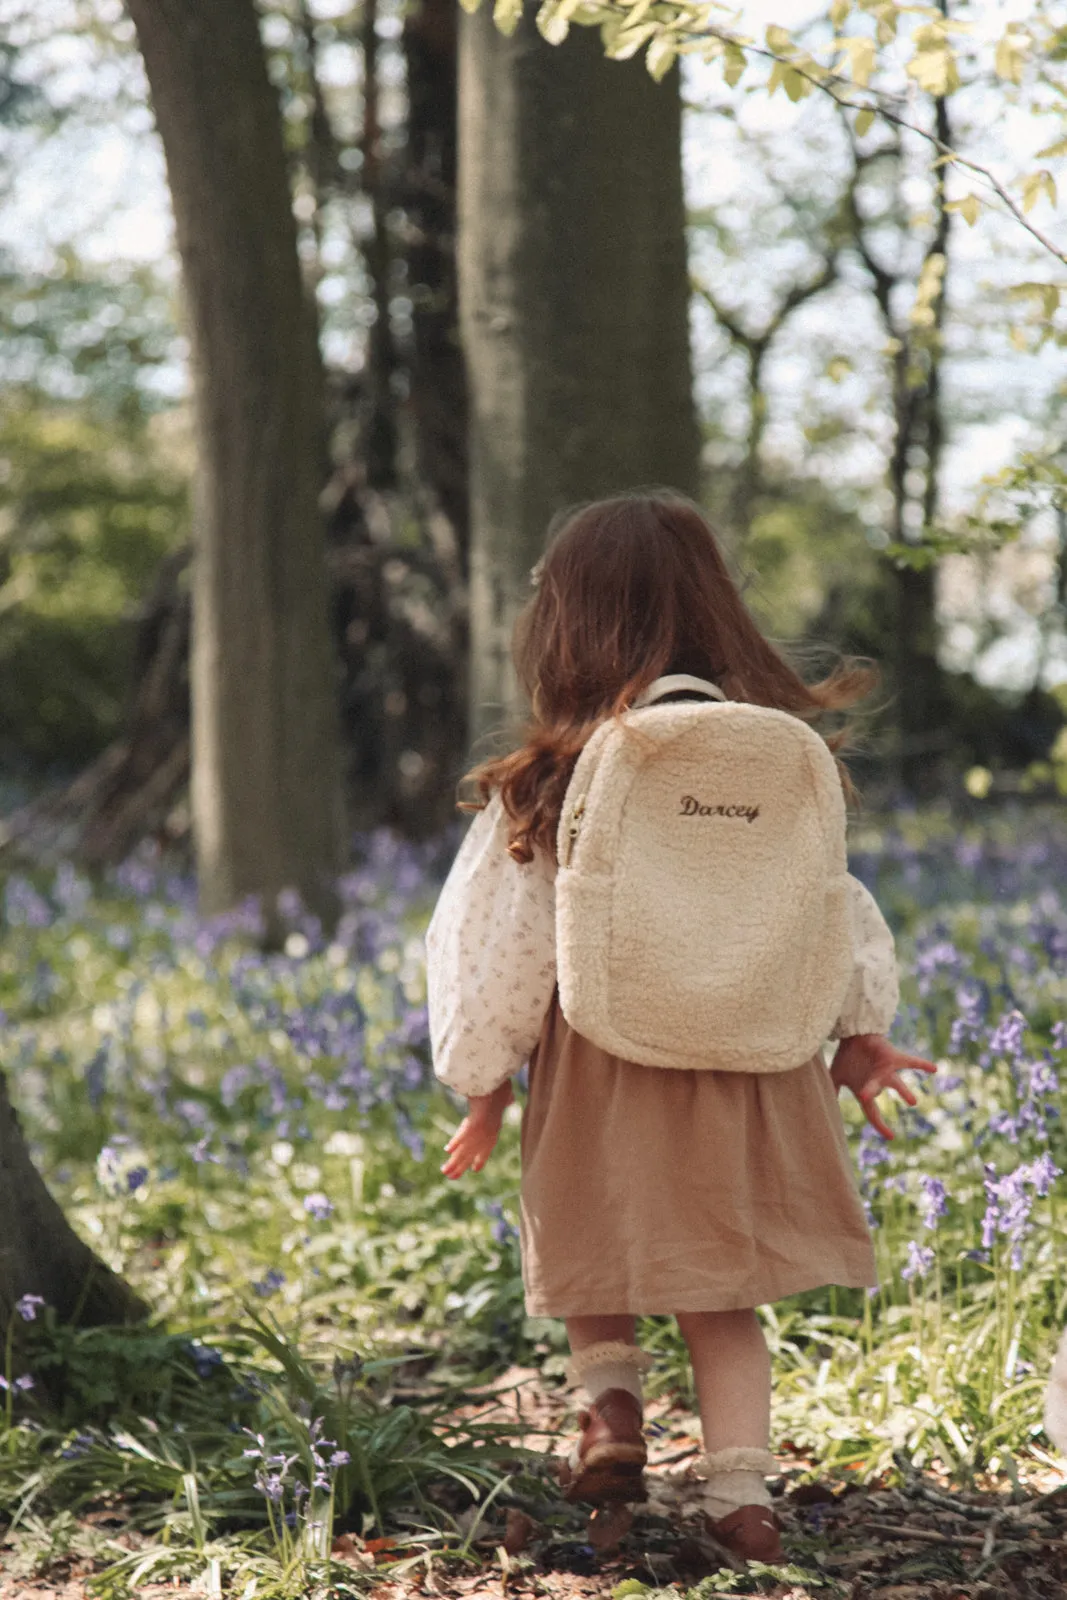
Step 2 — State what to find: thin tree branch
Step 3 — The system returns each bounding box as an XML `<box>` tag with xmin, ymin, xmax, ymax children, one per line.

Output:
<box><xmin>690</xmin><ymin>255</ymin><xmax>838</xmax><ymax>353</ymax></box>
<box><xmin>685</xmin><ymin>24</ymin><xmax>1067</xmax><ymax>267</ymax></box>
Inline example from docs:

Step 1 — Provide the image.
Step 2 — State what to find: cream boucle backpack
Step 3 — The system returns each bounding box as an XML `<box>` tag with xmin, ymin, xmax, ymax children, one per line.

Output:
<box><xmin>555</xmin><ymin>675</ymin><xmax>854</xmax><ymax>1073</ymax></box>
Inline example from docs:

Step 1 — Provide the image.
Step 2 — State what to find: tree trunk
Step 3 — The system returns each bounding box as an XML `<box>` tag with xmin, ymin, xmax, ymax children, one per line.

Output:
<box><xmin>127</xmin><ymin>0</ymin><xmax>344</xmax><ymax>929</ymax></box>
<box><xmin>402</xmin><ymin>0</ymin><xmax>469</xmax><ymax>565</ymax></box>
<box><xmin>890</xmin><ymin>92</ymin><xmax>953</xmax><ymax>798</ymax></box>
<box><xmin>458</xmin><ymin>7</ymin><xmax>700</xmax><ymax>742</ymax></box>
<box><xmin>361</xmin><ymin>0</ymin><xmax>401</xmax><ymax>490</ymax></box>
<box><xmin>0</xmin><ymin>1070</ymin><xmax>145</xmax><ymax>1327</ymax></box>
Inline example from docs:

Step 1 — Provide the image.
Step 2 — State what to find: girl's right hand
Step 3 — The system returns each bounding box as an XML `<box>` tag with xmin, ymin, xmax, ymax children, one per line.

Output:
<box><xmin>830</xmin><ymin>1034</ymin><xmax>937</xmax><ymax>1141</ymax></box>
<box><xmin>441</xmin><ymin>1079</ymin><xmax>514</xmax><ymax>1179</ymax></box>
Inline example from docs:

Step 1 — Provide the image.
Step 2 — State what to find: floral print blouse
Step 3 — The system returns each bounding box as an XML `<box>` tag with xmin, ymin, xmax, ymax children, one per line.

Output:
<box><xmin>426</xmin><ymin>795</ymin><xmax>900</xmax><ymax>1098</ymax></box>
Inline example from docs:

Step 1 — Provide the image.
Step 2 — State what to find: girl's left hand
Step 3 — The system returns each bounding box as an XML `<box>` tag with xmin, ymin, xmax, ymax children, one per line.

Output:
<box><xmin>441</xmin><ymin>1079</ymin><xmax>514</xmax><ymax>1179</ymax></box>
<box><xmin>830</xmin><ymin>1034</ymin><xmax>937</xmax><ymax>1140</ymax></box>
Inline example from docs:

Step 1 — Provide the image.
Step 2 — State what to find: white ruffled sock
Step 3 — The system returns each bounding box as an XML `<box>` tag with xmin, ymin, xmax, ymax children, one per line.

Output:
<box><xmin>698</xmin><ymin>1447</ymin><xmax>776</xmax><ymax>1522</ymax></box>
<box><xmin>1045</xmin><ymin>1326</ymin><xmax>1067</xmax><ymax>1452</ymax></box>
<box><xmin>565</xmin><ymin>1341</ymin><xmax>654</xmax><ymax>1407</ymax></box>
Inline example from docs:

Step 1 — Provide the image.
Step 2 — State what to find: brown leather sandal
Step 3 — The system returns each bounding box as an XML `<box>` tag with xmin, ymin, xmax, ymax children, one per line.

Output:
<box><xmin>704</xmin><ymin>1503</ymin><xmax>783</xmax><ymax>1563</ymax></box>
<box><xmin>557</xmin><ymin>1388</ymin><xmax>647</xmax><ymax>1505</ymax></box>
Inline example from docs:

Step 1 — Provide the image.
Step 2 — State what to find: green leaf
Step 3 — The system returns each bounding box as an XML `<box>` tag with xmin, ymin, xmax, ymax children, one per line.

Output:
<box><xmin>906</xmin><ymin>27</ymin><xmax>961</xmax><ymax>96</ymax></box>
<box><xmin>536</xmin><ymin>2</ymin><xmax>569</xmax><ymax>45</ymax></box>
<box><xmin>909</xmin><ymin>251</ymin><xmax>946</xmax><ymax>327</ymax></box>
<box><xmin>946</xmin><ymin>193</ymin><xmax>980</xmax><ymax>226</ymax></box>
<box><xmin>620</xmin><ymin>0</ymin><xmax>655</xmax><ymax>26</ymax></box>
<box><xmin>830</xmin><ymin>0</ymin><xmax>850</xmax><ymax>28</ymax></box>
<box><xmin>606</xmin><ymin>21</ymin><xmax>657</xmax><ymax>60</ymax></box>
<box><xmin>995</xmin><ymin>27</ymin><xmax>1031</xmax><ymax>85</ymax></box>
<box><xmin>1022</xmin><ymin>169</ymin><xmax>1057</xmax><ymax>213</ymax></box>
<box><xmin>1007</xmin><ymin>280</ymin><xmax>1062</xmax><ymax>321</ymax></box>
<box><xmin>855</xmin><ymin>105</ymin><xmax>875</xmax><ymax>137</ymax></box>
<box><xmin>457</xmin><ymin>0</ymin><xmax>483</xmax><ymax>14</ymax></box>
<box><xmin>493</xmin><ymin>0</ymin><xmax>523</xmax><ymax>33</ymax></box>
<box><xmin>645</xmin><ymin>32</ymin><xmax>678</xmax><ymax>81</ymax></box>
<box><xmin>722</xmin><ymin>41</ymin><xmax>747</xmax><ymax>87</ymax></box>
<box><xmin>765</xmin><ymin>23</ymin><xmax>793</xmax><ymax>55</ymax></box>
<box><xmin>783</xmin><ymin>66</ymin><xmax>810</xmax><ymax>102</ymax></box>
<box><xmin>839</xmin><ymin>35</ymin><xmax>876</xmax><ymax>88</ymax></box>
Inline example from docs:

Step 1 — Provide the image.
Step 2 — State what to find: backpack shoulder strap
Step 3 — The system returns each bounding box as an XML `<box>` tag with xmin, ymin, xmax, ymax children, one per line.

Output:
<box><xmin>633</xmin><ymin>674</ymin><xmax>727</xmax><ymax>708</ymax></box>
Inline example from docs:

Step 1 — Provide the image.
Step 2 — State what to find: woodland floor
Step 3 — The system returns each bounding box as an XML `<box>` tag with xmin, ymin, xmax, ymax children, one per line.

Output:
<box><xmin>2</xmin><ymin>1367</ymin><xmax>1065</xmax><ymax>1600</ymax></box>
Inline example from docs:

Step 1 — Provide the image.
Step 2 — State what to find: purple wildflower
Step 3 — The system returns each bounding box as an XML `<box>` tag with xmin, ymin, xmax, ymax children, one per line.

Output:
<box><xmin>989</xmin><ymin>1009</ymin><xmax>1026</xmax><ymax>1061</ymax></box>
<box><xmin>14</xmin><ymin>1294</ymin><xmax>45</xmax><ymax>1322</ymax></box>
<box><xmin>251</xmin><ymin>1269</ymin><xmax>286</xmax><ymax>1298</ymax></box>
<box><xmin>303</xmin><ymin>1192</ymin><xmax>334</xmax><ymax>1221</ymax></box>
<box><xmin>901</xmin><ymin>1242</ymin><xmax>936</xmax><ymax>1281</ymax></box>
<box><xmin>981</xmin><ymin>1156</ymin><xmax>1062</xmax><ymax>1268</ymax></box>
<box><xmin>60</xmin><ymin>1433</ymin><xmax>95</xmax><ymax>1460</ymax></box>
<box><xmin>918</xmin><ymin>1176</ymin><xmax>948</xmax><ymax>1230</ymax></box>
<box><xmin>187</xmin><ymin>1342</ymin><xmax>224</xmax><ymax>1378</ymax></box>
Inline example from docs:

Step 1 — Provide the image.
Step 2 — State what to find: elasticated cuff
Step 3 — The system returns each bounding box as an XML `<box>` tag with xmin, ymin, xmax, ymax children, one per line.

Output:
<box><xmin>565</xmin><ymin>1341</ymin><xmax>655</xmax><ymax>1388</ymax></box>
<box><xmin>699</xmin><ymin>1447</ymin><xmax>777</xmax><ymax>1479</ymax></box>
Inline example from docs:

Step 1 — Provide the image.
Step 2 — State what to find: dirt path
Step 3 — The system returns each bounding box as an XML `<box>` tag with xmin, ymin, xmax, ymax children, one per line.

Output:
<box><xmin>3</xmin><ymin>1367</ymin><xmax>1066</xmax><ymax>1598</ymax></box>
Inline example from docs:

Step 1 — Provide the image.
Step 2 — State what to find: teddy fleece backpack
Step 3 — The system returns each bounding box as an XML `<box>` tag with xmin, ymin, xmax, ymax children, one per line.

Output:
<box><xmin>554</xmin><ymin>675</ymin><xmax>855</xmax><ymax>1074</ymax></box>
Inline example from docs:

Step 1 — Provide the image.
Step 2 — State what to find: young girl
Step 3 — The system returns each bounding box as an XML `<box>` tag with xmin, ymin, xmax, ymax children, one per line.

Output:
<box><xmin>427</xmin><ymin>493</ymin><xmax>936</xmax><ymax>1563</ymax></box>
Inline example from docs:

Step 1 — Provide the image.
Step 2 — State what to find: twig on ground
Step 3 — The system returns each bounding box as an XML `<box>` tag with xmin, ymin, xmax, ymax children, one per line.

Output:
<box><xmin>861</xmin><ymin>1518</ymin><xmax>986</xmax><ymax>1548</ymax></box>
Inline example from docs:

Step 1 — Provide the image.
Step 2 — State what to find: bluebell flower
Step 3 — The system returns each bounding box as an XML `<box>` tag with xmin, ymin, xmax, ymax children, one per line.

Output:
<box><xmin>918</xmin><ymin>1176</ymin><xmax>948</xmax><ymax>1230</ymax></box>
<box><xmin>59</xmin><ymin>1432</ymin><xmax>95</xmax><ymax>1459</ymax></box>
<box><xmin>251</xmin><ymin>1269</ymin><xmax>286</xmax><ymax>1298</ymax></box>
<box><xmin>989</xmin><ymin>1010</ymin><xmax>1027</xmax><ymax>1062</ymax></box>
<box><xmin>3</xmin><ymin>878</ymin><xmax>54</xmax><ymax>929</ymax></box>
<box><xmin>901</xmin><ymin>1241</ymin><xmax>936</xmax><ymax>1281</ymax></box>
<box><xmin>14</xmin><ymin>1294</ymin><xmax>45</xmax><ymax>1322</ymax></box>
<box><xmin>187</xmin><ymin>1342</ymin><xmax>224</xmax><ymax>1378</ymax></box>
<box><xmin>481</xmin><ymin>1198</ymin><xmax>519</xmax><ymax>1246</ymax></box>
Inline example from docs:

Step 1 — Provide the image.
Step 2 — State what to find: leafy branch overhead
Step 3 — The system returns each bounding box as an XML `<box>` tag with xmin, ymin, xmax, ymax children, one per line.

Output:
<box><xmin>467</xmin><ymin>0</ymin><xmax>1067</xmax><ymax>270</ymax></box>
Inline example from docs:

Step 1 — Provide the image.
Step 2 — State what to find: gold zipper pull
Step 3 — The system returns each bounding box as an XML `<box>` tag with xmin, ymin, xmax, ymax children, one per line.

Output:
<box><xmin>562</xmin><ymin>798</ymin><xmax>585</xmax><ymax>865</ymax></box>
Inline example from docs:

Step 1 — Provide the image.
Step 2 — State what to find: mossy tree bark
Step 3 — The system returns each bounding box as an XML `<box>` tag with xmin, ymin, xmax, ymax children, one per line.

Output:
<box><xmin>458</xmin><ymin>8</ymin><xmax>700</xmax><ymax>743</ymax></box>
<box><xmin>0</xmin><ymin>1070</ymin><xmax>144</xmax><ymax>1327</ymax></box>
<box><xmin>127</xmin><ymin>0</ymin><xmax>344</xmax><ymax>926</ymax></box>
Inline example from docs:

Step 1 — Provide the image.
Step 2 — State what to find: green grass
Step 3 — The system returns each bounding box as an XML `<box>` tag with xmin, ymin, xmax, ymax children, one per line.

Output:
<box><xmin>0</xmin><ymin>808</ymin><xmax>1065</xmax><ymax>1591</ymax></box>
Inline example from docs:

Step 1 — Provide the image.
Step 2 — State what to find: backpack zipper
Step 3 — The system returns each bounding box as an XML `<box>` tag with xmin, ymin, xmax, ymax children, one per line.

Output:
<box><xmin>563</xmin><ymin>798</ymin><xmax>585</xmax><ymax>865</ymax></box>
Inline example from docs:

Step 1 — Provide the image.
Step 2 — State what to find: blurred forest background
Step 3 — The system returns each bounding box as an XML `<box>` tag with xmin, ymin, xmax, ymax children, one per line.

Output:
<box><xmin>2</xmin><ymin>8</ymin><xmax>1067</xmax><ymax>1592</ymax></box>
<box><xmin>0</xmin><ymin>0</ymin><xmax>1066</xmax><ymax>907</ymax></box>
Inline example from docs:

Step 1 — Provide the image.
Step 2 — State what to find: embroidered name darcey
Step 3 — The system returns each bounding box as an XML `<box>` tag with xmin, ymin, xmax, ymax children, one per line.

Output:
<box><xmin>679</xmin><ymin>795</ymin><xmax>760</xmax><ymax>823</ymax></box>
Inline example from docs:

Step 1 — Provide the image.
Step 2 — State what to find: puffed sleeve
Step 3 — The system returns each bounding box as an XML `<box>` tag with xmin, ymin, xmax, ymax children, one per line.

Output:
<box><xmin>830</xmin><ymin>876</ymin><xmax>900</xmax><ymax>1039</ymax></box>
<box><xmin>426</xmin><ymin>793</ymin><xmax>558</xmax><ymax>1097</ymax></box>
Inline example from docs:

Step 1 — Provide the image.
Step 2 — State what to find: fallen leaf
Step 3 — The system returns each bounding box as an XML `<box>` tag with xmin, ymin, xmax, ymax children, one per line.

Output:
<box><xmin>330</xmin><ymin>1532</ymin><xmax>374</xmax><ymax>1570</ymax></box>
<box><xmin>788</xmin><ymin>1480</ymin><xmax>838</xmax><ymax>1505</ymax></box>
<box><xmin>503</xmin><ymin>1507</ymin><xmax>539</xmax><ymax>1555</ymax></box>
<box><xmin>587</xmin><ymin>1503</ymin><xmax>633</xmax><ymax>1551</ymax></box>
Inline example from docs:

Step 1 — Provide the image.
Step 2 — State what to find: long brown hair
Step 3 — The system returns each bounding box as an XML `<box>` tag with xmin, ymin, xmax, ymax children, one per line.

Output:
<box><xmin>467</xmin><ymin>492</ymin><xmax>875</xmax><ymax>863</ymax></box>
